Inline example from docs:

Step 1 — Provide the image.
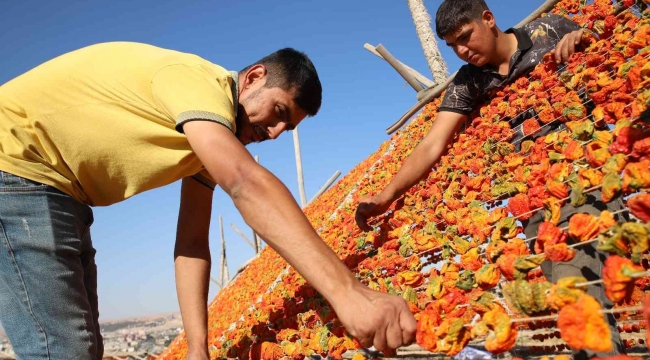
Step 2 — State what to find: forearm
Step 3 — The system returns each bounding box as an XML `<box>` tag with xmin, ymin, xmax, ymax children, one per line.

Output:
<box><xmin>174</xmin><ymin>251</ymin><xmax>210</xmax><ymax>350</ymax></box>
<box><xmin>174</xmin><ymin>177</ymin><xmax>213</xmax><ymax>353</ymax></box>
<box><xmin>229</xmin><ymin>169</ymin><xmax>359</xmax><ymax>306</ymax></box>
<box><xmin>381</xmin><ymin>112</ymin><xmax>466</xmax><ymax>202</ymax></box>
<box><xmin>381</xmin><ymin>138</ymin><xmax>445</xmax><ymax>201</ymax></box>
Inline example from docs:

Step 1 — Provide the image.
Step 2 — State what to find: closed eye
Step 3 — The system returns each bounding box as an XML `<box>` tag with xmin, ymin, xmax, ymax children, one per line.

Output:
<box><xmin>277</xmin><ymin>104</ymin><xmax>295</xmax><ymax>132</ymax></box>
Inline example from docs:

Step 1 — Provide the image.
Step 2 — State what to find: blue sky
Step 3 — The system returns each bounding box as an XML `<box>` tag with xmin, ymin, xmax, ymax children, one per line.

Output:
<box><xmin>0</xmin><ymin>0</ymin><xmax>545</xmax><ymax>320</ymax></box>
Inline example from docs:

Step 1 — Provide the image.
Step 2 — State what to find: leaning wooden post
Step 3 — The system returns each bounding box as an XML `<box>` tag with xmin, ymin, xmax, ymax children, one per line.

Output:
<box><xmin>230</xmin><ymin>223</ymin><xmax>256</xmax><ymax>250</ymax></box>
<box><xmin>219</xmin><ymin>215</ymin><xmax>229</xmax><ymax>284</ymax></box>
<box><xmin>293</xmin><ymin>127</ymin><xmax>308</xmax><ymax>207</ymax></box>
<box><xmin>308</xmin><ymin>170</ymin><xmax>342</xmax><ymax>205</ymax></box>
<box><xmin>364</xmin><ymin>43</ymin><xmax>435</xmax><ymax>88</ymax></box>
<box><xmin>255</xmin><ymin>231</ymin><xmax>263</xmax><ymax>252</ymax></box>
<box><xmin>375</xmin><ymin>44</ymin><xmax>426</xmax><ymax>92</ymax></box>
<box><xmin>210</xmin><ymin>276</ymin><xmax>222</xmax><ymax>289</ymax></box>
<box><xmin>252</xmin><ymin>155</ymin><xmax>262</xmax><ymax>254</ymax></box>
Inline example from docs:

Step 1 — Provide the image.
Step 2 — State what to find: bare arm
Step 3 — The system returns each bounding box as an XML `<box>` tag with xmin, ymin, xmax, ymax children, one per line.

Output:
<box><xmin>356</xmin><ymin>111</ymin><xmax>467</xmax><ymax>231</ymax></box>
<box><xmin>174</xmin><ymin>177</ymin><xmax>213</xmax><ymax>359</ymax></box>
<box><xmin>182</xmin><ymin>121</ymin><xmax>416</xmax><ymax>352</ymax></box>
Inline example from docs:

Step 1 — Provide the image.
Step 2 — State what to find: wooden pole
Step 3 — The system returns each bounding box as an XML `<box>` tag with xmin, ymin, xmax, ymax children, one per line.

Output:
<box><xmin>406</xmin><ymin>0</ymin><xmax>448</xmax><ymax>83</ymax></box>
<box><xmin>230</xmin><ymin>223</ymin><xmax>256</xmax><ymax>249</ymax></box>
<box><xmin>364</xmin><ymin>43</ymin><xmax>434</xmax><ymax>87</ymax></box>
<box><xmin>219</xmin><ymin>216</ymin><xmax>229</xmax><ymax>284</ymax></box>
<box><xmin>375</xmin><ymin>44</ymin><xmax>426</xmax><ymax>92</ymax></box>
<box><xmin>252</xmin><ymin>155</ymin><xmax>262</xmax><ymax>253</ymax></box>
<box><xmin>256</xmin><ymin>231</ymin><xmax>262</xmax><ymax>252</ymax></box>
<box><xmin>514</xmin><ymin>0</ymin><xmax>563</xmax><ymax>28</ymax></box>
<box><xmin>210</xmin><ymin>276</ymin><xmax>222</xmax><ymax>289</ymax></box>
<box><xmin>308</xmin><ymin>170</ymin><xmax>342</xmax><ymax>205</ymax></box>
<box><xmin>293</xmin><ymin>128</ymin><xmax>308</xmax><ymax>207</ymax></box>
<box><xmin>386</xmin><ymin>0</ymin><xmax>563</xmax><ymax>134</ymax></box>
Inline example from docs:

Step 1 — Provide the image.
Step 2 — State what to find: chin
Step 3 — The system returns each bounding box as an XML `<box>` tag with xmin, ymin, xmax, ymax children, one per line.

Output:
<box><xmin>474</xmin><ymin>57</ymin><xmax>488</xmax><ymax>67</ymax></box>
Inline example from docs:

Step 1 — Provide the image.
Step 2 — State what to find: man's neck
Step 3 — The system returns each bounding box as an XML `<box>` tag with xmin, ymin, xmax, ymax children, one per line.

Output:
<box><xmin>488</xmin><ymin>30</ymin><xmax>519</xmax><ymax>75</ymax></box>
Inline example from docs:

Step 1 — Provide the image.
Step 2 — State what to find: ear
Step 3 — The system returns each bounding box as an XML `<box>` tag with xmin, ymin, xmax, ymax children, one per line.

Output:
<box><xmin>242</xmin><ymin>64</ymin><xmax>267</xmax><ymax>90</ymax></box>
<box><xmin>481</xmin><ymin>10</ymin><xmax>496</xmax><ymax>30</ymax></box>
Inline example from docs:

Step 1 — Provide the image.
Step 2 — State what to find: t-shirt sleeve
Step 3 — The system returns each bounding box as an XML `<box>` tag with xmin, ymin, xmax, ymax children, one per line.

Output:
<box><xmin>192</xmin><ymin>169</ymin><xmax>216</xmax><ymax>190</ymax></box>
<box><xmin>439</xmin><ymin>66</ymin><xmax>480</xmax><ymax>115</ymax></box>
<box><xmin>541</xmin><ymin>14</ymin><xmax>582</xmax><ymax>41</ymax></box>
<box><xmin>151</xmin><ymin>63</ymin><xmax>237</xmax><ymax>134</ymax></box>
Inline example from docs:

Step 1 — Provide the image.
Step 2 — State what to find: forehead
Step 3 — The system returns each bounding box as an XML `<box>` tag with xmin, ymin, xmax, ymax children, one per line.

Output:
<box><xmin>444</xmin><ymin>22</ymin><xmax>477</xmax><ymax>45</ymax></box>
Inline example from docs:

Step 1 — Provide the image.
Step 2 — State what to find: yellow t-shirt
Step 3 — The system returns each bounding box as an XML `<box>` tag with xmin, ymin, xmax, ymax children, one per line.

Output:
<box><xmin>0</xmin><ymin>42</ymin><xmax>237</xmax><ymax>206</ymax></box>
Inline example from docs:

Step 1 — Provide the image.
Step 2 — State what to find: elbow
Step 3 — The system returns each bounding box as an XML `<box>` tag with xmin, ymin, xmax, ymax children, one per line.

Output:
<box><xmin>227</xmin><ymin>165</ymin><xmax>271</xmax><ymax>202</ymax></box>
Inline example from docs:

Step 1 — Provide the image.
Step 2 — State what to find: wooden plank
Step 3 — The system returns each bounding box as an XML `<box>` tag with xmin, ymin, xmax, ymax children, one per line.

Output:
<box><xmin>253</xmin><ymin>155</ymin><xmax>261</xmax><ymax>254</ymax></box>
<box><xmin>308</xmin><ymin>170</ymin><xmax>342</xmax><ymax>205</ymax></box>
<box><xmin>210</xmin><ymin>276</ymin><xmax>222</xmax><ymax>289</ymax></box>
<box><xmin>293</xmin><ymin>127</ymin><xmax>308</xmax><ymax>207</ymax></box>
<box><xmin>230</xmin><ymin>223</ymin><xmax>256</xmax><ymax>250</ymax></box>
<box><xmin>219</xmin><ymin>215</ymin><xmax>229</xmax><ymax>284</ymax></box>
<box><xmin>364</xmin><ymin>43</ymin><xmax>435</xmax><ymax>87</ymax></box>
<box><xmin>375</xmin><ymin>44</ymin><xmax>425</xmax><ymax>92</ymax></box>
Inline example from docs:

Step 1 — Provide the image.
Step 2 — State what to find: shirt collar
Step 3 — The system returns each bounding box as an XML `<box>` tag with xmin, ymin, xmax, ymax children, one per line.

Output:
<box><xmin>478</xmin><ymin>27</ymin><xmax>532</xmax><ymax>75</ymax></box>
<box><xmin>505</xmin><ymin>27</ymin><xmax>533</xmax><ymax>52</ymax></box>
<box><xmin>229</xmin><ymin>70</ymin><xmax>240</xmax><ymax>126</ymax></box>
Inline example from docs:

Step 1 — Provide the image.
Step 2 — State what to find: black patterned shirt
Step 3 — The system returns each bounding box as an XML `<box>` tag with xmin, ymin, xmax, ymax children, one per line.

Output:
<box><xmin>440</xmin><ymin>15</ymin><xmax>581</xmax><ymax>115</ymax></box>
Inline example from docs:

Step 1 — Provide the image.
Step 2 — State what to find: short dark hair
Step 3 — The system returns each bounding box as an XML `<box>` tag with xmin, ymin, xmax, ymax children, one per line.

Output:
<box><xmin>435</xmin><ymin>0</ymin><xmax>490</xmax><ymax>39</ymax></box>
<box><xmin>241</xmin><ymin>48</ymin><xmax>322</xmax><ymax>116</ymax></box>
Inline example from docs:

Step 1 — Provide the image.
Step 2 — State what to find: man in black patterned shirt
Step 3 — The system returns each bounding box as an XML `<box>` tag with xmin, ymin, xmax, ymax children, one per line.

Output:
<box><xmin>356</xmin><ymin>0</ymin><xmax>587</xmax><ymax>230</ymax></box>
<box><xmin>356</xmin><ymin>0</ymin><xmax>625</xmax><ymax>357</ymax></box>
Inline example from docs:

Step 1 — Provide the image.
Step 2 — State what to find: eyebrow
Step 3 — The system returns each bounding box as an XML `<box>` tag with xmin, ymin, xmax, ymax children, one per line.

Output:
<box><xmin>280</xmin><ymin>102</ymin><xmax>294</xmax><ymax>130</ymax></box>
<box><xmin>446</xmin><ymin>29</ymin><xmax>471</xmax><ymax>47</ymax></box>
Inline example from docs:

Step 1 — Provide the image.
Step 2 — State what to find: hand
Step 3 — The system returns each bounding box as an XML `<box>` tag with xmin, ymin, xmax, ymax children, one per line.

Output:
<box><xmin>554</xmin><ymin>28</ymin><xmax>585</xmax><ymax>64</ymax></box>
<box><xmin>355</xmin><ymin>193</ymin><xmax>393</xmax><ymax>231</ymax></box>
<box><xmin>332</xmin><ymin>284</ymin><xmax>417</xmax><ymax>353</ymax></box>
<box><xmin>186</xmin><ymin>348</ymin><xmax>210</xmax><ymax>360</ymax></box>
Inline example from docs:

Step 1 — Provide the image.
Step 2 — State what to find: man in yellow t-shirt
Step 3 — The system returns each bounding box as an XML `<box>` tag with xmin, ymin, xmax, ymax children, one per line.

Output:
<box><xmin>0</xmin><ymin>42</ymin><xmax>416</xmax><ymax>359</ymax></box>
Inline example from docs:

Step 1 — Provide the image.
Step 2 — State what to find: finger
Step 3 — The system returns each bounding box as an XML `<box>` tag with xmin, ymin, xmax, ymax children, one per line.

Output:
<box><xmin>400</xmin><ymin>308</ymin><xmax>418</xmax><ymax>345</ymax></box>
<box><xmin>575</xmin><ymin>29</ymin><xmax>585</xmax><ymax>45</ymax></box>
<box><xmin>358</xmin><ymin>335</ymin><xmax>373</xmax><ymax>349</ymax></box>
<box><xmin>555</xmin><ymin>37</ymin><xmax>566</xmax><ymax>63</ymax></box>
<box><xmin>561</xmin><ymin>39</ymin><xmax>570</xmax><ymax>62</ymax></box>
<box><xmin>373</xmin><ymin>325</ymin><xmax>388</xmax><ymax>352</ymax></box>
<box><xmin>355</xmin><ymin>206</ymin><xmax>371</xmax><ymax>232</ymax></box>
<box><xmin>567</xmin><ymin>34</ymin><xmax>576</xmax><ymax>59</ymax></box>
<box><xmin>386</xmin><ymin>315</ymin><xmax>405</xmax><ymax>350</ymax></box>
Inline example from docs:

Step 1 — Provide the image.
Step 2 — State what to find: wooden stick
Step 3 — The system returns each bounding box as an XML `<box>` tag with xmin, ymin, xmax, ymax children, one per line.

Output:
<box><xmin>210</xmin><ymin>276</ymin><xmax>222</xmax><ymax>289</ymax></box>
<box><xmin>308</xmin><ymin>170</ymin><xmax>342</xmax><ymax>205</ymax></box>
<box><xmin>293</xmin><ymin>127</ymin><xmax>308</xmax><ymax>207</ymax></box>
<box><xmin>375</xmin><ymin>44</ymin><xmax>426</xmax><ymax>92</ymax></box>
<box><xmin>220</xmin><ymin>215</ymin><xmax>229</xmax><ymax>284</ymax></box>
<box><xmin>431</xmin><ymin>305</ymin><xmax>646</xmax><ymax>334</ymax></box>
<box><xmin>511</xmin><ymin>305</ymin><xmax>644</xmax><ymax>324</ymax></box>
<box><xmin>575</xmin><ymin>270</ymin><xmax>650</xmax><ymax>287</ymax></box>
<box><xmin>255</xmin><ymin>231</ymin><xmax>262</xmax><ymax>253</ymax></box>
<box><xmin>253</xmin><ymin>155</ymin><xmax>262</xmax><ymax>253</ymax></box>
<box><xmin>364</xmin><ymin>43</ymin><xmax>435</xmax><ymax>87</ymax></box>
<box><xmin>514</xmin><ymin>0</ymin><xmax>562</xmax><ymax>28</ymax></box>
<box><xmin>230</xmin><ymin>223</ymin><xmax>256</xmax><ymax>250</ymax></box>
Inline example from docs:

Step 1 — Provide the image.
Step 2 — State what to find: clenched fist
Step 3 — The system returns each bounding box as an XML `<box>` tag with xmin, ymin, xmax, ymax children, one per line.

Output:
<box><xmin>332</xmin><ymin>283</ymin><xmax>417</xmax><ymax>352</ymax></box>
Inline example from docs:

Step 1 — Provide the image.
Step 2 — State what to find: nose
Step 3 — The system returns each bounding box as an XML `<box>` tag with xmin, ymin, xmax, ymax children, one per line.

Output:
<box><xmin>456</xmin><ymin>45</ymin><xmax>469</xmax><ymax>58</ymax></box>
<box><xmin>268</xmin><ymin>122</ymin><xmax>287</xmax><ymax>140</ymax></box>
